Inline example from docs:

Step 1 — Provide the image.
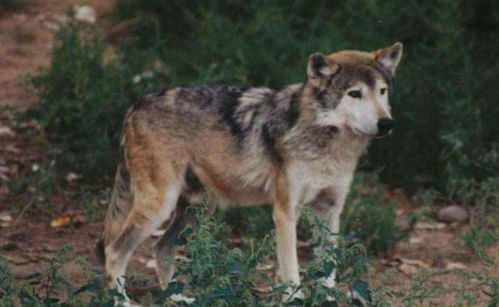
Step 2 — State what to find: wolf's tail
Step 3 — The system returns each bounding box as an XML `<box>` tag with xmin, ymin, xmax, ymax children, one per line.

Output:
<box><xmin>96</xmin><ymin>161</ymin><xmax>133</xmax><ymax>264</ymax></box>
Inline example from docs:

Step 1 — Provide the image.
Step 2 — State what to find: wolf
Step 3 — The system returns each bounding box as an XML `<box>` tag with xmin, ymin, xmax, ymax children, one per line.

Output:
<box><xmin>100</xmin><ymin>42</ymin><xmax>403</xmax><ymax>304</ymax></box>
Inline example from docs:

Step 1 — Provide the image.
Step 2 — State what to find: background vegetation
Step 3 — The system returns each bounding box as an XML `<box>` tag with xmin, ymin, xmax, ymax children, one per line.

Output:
<box><xmin>34</xmin><ymin>0</ymin><xmax>498</xmax><ymax>205</ymax></box>
<box><xmin>1</xmin><ymin>0</ymin><xmax>498</xmax><ymax>305</ymax></box>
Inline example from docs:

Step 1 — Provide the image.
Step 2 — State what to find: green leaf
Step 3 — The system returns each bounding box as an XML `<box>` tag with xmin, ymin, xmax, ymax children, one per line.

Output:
<box><xmin>352</xmin><ymin>280</ymin><xmax>372</xmax><ymax>305</ymax></box>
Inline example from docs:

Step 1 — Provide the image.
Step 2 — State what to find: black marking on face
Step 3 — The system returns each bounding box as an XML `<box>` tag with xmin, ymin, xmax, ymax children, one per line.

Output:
<box><xmin>131</xmin><ymin>89</ymin><xmax>167</xmax><ymax>111</ymax></box>
<box><xmin>261</xmin><ymin>123</ymin><xmax>284</xmax><ymax>167</ymax></box>
<box><xmin>373</xmin><ymin>64</ymin><xmax>395</xmax><ymax>97</ymax></box>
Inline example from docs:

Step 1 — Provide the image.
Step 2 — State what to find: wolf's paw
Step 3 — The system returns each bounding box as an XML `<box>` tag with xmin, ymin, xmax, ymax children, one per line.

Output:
<box><xmin>347</xmin><ymin>290</ymin><xmax>370</xmax><ymax>306</ymax></box>
<box><xmin>114</xmin><ymin>299</ymin><xmax>142</xmax><ymax>307</ymax></box>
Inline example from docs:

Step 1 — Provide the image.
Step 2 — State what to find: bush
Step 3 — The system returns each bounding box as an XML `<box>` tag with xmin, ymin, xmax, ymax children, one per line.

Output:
<box><xmin>0</xmin><ymin>0</ymin><xmax>26</xmax><ymax>15</ymax></box>
<box><xmin>32</xmin><ymin>17</ymin><xmax>166</xmax><ymax>184</ymax></box>
<box><xmin>159</xmin><ymin>204</ymin><xmax>375</xmax><ymax>306</ymax></box>
<box><xmin>341</xmin><ymin>174</ymin><xmax>401</xmax><ymax>254</ymax></box>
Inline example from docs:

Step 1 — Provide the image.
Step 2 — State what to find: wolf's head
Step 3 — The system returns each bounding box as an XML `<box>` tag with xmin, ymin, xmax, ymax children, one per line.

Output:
<box><xmin>304</xmin><ymin>43</ymin><xmax>403</xmax><ymax>137</ymax></box>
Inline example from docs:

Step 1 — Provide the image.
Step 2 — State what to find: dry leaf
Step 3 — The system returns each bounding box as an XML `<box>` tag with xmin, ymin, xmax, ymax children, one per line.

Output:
<box><xmin>446</xmin><ymin>262</ymin><xmax>466</xmax><ymax>270</ymax></box>
<box><xmin>415</xmin><ymin>221</ymin><xmax>446</xmax><ymax>231</ymax></box>
<box><xmin>253</xmin><ymin>285</ymin><xmax>273</xmax><ymax>294</ymax></box>
<box><xmin>50</xmin><ymin>216</ymin><xmax>71</xmax><ymax>228</ymax></box>
<box><xmin>399</xmin><ymin>263</ymin><xmax>418</xmax><ymax>275</ymax></box>
<box><xmin>395</xmin><ymin>256</ymin><xmax>431</xmax><ymax>269</ymax></box>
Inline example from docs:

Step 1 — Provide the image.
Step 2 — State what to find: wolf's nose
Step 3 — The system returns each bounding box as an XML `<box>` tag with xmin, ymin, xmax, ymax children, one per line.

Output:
<box><xmin>377</xmin><ymin>118</ymin><xmax>394</xmax><ymax>134</ymax></box>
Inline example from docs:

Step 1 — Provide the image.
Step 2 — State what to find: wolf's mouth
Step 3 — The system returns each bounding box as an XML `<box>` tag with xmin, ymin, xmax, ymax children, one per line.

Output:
<box><xmin>350</xmin><ymin>128</ymin><xmax>376</xmax><ymax>137</ymax></box>
<box><xmin>374</xmin><ymin>130</ymin><xmax>393</xmax><ymax>139</ymax></box>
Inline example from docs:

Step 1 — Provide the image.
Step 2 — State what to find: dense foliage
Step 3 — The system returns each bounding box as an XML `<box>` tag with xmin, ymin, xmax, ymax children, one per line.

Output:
<box><xmin>34</xmin><ymin>0</ymin><xmax>498</xmax><ymax>205</ymax></box>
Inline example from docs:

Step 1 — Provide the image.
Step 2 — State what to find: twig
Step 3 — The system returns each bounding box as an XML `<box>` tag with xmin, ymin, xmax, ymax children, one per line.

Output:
<box><xmin>12</xmin><ymin>195</ymin><xmax>36</xmax><ymax>227</ymax></box>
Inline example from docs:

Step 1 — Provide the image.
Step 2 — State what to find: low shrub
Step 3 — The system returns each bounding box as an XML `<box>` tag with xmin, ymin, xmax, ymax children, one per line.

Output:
<box><xmin>32</xmin><ymin>16</ymin><xmax>165</xmax><ymax>184</ymax></box>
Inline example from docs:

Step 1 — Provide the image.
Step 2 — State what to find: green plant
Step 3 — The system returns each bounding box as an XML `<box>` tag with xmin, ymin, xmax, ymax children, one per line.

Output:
<box><xmin>32</xmin><ymin>15</ymin><xmax>165</xmax><ymax>185</ymax></box>
<box><xmin>0</xmin><ymin>0</ymin><xmax>27</xmax><ymax>15</ymax></box>
<box><xmin>342</xmin><ymin>173</ymin><xmax>401</xmax><ymax>253</ymax></box>
<box><xmin>157</xmin><ymin>204</ymin><xmax>375</xmax><ymax>306</ymax></box>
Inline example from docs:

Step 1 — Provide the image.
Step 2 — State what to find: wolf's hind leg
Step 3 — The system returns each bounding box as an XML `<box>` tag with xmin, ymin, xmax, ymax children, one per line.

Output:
<box><xmin>154</xmin><ymin>195</ymin><xmax>192</xmax><ymax>289</ymax></box>
<box><xmin>105</xmin><ymin>180</ymin><xmax>182</xmax><ymax>302</ymax></box>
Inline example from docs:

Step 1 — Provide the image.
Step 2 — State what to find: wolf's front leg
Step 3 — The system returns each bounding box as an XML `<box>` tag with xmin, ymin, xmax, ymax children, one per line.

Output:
<box><xmin>312</xmin><ymin>185</ymin><xmax>350</xmax><ymax>289</ymax></box>
<box><xmin>273</xmin><ymin>202</ymin><xmax>302</xmax><ymax>300</ymax></box>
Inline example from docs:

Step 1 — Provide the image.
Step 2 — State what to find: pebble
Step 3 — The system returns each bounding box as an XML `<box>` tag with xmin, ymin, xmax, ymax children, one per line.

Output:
<box><xmin>437</xmin><ymin>205</ymin><xmax>469</xmax><ymax>223</ymax></box>
<box><xmin>445</xmin><ymin>262</ymin><xmax>466</xmax><ymax>270</ymax></box>
<box><xmin>75</xmin><ymin>6</ymin><xmax>97</xmax><ymax>24</ymax></box>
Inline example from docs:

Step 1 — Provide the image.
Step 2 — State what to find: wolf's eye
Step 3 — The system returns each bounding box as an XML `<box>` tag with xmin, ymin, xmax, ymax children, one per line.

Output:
<box><xmin>380</xmin><ymin>88</ymin><xmax>387</xmax><ymax>95</ymax></box>
<box><xmin>348</xmin><ymin>90</ymin><xmax>362</xmax><ymax>99</ymax></box>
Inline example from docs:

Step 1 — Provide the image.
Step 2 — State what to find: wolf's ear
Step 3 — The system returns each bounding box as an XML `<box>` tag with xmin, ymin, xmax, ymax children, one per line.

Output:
<box><xmin>307</xmin><ymin>52</ymin><xmax>339</xmax><ymax>80</ymax></box>
<box><xmin>374</xmin><ymin>42</ymin><xmax>403</xmax><ymax>74</ymax></box>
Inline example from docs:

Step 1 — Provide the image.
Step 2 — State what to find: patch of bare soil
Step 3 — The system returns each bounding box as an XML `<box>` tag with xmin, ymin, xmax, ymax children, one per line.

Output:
<box><xmin>0</xmin><ymin>0</ymin><xmax>115</xmax><ymax>109</ymax></box>
<box><xmin>369</xmin><ymin>220</ymin><xmax>498</xmax><ymax>305</ymax></box>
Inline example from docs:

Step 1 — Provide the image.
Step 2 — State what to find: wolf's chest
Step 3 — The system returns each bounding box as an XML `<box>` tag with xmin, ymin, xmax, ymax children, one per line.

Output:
<box><xmin>287</xmin><ymin>159</ymin><xmax>354</xmax><ymax>205</ymax></box>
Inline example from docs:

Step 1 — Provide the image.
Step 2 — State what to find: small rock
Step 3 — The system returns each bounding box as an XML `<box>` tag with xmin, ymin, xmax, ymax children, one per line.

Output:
<box><xmin>437</xmin><ymin>205</ymin><xmax>469</xmax><ymax>223</ymax></box>
<box><xmin>75</xmin><ymin>6</ymin><xmax>97</xmax><ymax>24</ymax></box>
<box><xmin>0</xmin><ymin>213</ymin><xmax>13</xmax><ymax>223</ymax></box>
<box><xmin>66</xmin><ymin>172</ymin><xmax>81</xmax><ymax>182</ymax></box>
<box><xmin>0</xmin><ymin>126</ymin><xmax>15</xmax><ymax>137</ymax></box>
<box><xmin>32</xmin><ymin>164</ymin><xmax>40</xmax><ymax>172</ymax></box>
<box><xmin>446</xmin><ymin>262</ymin><xmax>466</xmax><ymax>270</ymax></box>
<box><xmin>409</xmin><ymin>237</ymin><xmax>423</xmax><ymax>244</ymax></box>
<box><xmin>132</xmin><ymin>74</ymin><xmax>142</xmax><ymax>84</ymax></box>
<box><xmin>146</xmin><ymin>259</ymin><xmax>157</xmax><ymax>269</ymax></box>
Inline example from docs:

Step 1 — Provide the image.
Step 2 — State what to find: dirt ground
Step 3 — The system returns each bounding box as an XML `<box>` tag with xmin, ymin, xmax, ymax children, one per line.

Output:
<box><xmin>0</xmin><ymin>1</ymin><xmax>497</xmax><ymax>306</ymax></box>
